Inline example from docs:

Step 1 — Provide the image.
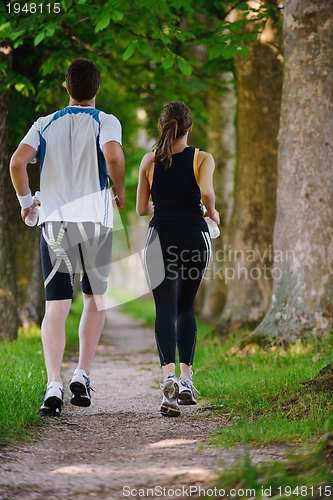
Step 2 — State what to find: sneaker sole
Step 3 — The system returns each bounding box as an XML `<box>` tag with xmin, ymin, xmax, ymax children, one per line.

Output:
<box><xmin>178</xmin><ymin>391</ymin><xmax>197</xmax><ymax>405</ymax></box>
<box><xmin>160</xmin><ymin>403</ymin><xmax>180</xmax><ymax>417</ymax></box>
<box><xmin>70</xmin><ymin>395</ymin><xmax>91</xmax><ymax>407</ymax></box>
<box><xmin>39</xmin><ymin>396</ymin><xmax>62</xmax><ymax>417</ymax></box>
<box><xmin>163</xmin><ymin>380</ymin><xmax>179</xmax><ymax>399</ymax></box>
<box><xmin>70</xmin><ymin>381</ymin><xmax>91</xmax><ymax>407</ymax></box>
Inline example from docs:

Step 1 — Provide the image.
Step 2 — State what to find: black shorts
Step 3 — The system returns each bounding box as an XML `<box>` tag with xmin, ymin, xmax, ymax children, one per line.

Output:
<box><xmin>40</xmin><ymin>221</ymin><xmax>112</xmax><ymax>301</ymax></box>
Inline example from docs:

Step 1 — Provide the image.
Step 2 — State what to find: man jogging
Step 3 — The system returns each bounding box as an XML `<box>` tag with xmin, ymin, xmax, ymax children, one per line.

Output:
<box><xmin>10</xmin><ymin>58</ymin><xmax>125</xmax><ymax>416</ymax></box>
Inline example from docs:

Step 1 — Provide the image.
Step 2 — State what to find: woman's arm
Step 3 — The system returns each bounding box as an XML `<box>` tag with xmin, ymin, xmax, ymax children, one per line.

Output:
<box><xmin>136</xmin><ymin>152</ymin><xmax>154</xmax><ymax>216</ymax></box>
<box><xmin>197</xmin><ymin>151</ymin><xmax>220</xmax><ymax>225</ymax></box>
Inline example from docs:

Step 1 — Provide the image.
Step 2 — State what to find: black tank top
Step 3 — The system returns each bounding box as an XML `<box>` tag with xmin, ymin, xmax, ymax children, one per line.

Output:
<box><xmin>150</xmin><ymin>146</ymin><xmax>205</xmax><ymax>226</ymax></box>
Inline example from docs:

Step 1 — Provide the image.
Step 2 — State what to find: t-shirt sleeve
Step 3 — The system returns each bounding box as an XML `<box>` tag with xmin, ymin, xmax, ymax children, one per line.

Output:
<box><xmin>99</xmin><ymin>113</ymin><xmax>122</xmax><ymax>149</ymax></box>
<box><xmin>20</xmin><ymin>121</ymin><xmax>41</xmax><ymax>152</ymax></box>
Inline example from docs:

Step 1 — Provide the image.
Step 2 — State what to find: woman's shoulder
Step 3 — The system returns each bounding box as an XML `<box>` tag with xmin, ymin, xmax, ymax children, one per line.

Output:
<box><xmin>197</xmin><ymin>149</ymin><xmax>214</xmax><ymax>168</ymax></box>
<box><xmin>140</xmin><ymin>151</ymin><xmax>155</xmax><ymax>171</ymax></box>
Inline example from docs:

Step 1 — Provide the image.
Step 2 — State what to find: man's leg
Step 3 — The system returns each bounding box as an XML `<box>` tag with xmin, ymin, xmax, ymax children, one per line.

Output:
<box><xmin>69</xmin><ymin>293</ymin><xmax>105</xmax><ymax>407</ymax></box>
<box><xmin>77</xmin><ymin>292</ymin><xmax>106</xmax><ymax>376</ymax></box>
<box><xmin>41</xmin><ymin>299</ymin><xmax>72</xmax><ymax>385</ymax></box>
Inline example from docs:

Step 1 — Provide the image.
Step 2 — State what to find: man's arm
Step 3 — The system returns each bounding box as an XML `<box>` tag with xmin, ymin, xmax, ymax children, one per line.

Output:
<box><xmin>9</xmin><ymin>143</ymin><xmax>38</xmax><ymax>221</ymax></box>
<box><xmin>102</xmin><ymin>140</ymin><xmax>126</xmax><ymax>209</ymax></box>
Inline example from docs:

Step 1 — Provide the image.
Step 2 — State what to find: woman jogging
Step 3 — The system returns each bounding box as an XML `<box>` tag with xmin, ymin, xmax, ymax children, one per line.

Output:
<box><xmin>136</xmin><ymin>101</ymin><xmax>219</xmax><ymax>417</ymax></box>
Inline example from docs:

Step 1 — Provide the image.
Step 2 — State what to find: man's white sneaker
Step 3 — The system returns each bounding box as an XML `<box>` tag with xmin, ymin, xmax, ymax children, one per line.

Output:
<box><xmin>39</xmin><ymin>382</ymin><xmax>64</xmax><ymax>417</ymax></box>
<box><xmin>160</xmin><ymin>374</ymin><xmax>180</xmax><ymax>417</ymax></box>
<box><xmin>69</xmin><ymin>369</ymin><xmax>93</xmax><ymax>407</ymax></box>
<box><xmin>178</xmin><ymin>376</ymin><xmax>198</xmax><ymax>405</ymax></box>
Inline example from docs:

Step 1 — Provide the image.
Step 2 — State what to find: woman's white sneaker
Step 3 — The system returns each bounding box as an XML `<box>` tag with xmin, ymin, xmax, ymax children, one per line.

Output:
<box><xmin>178</xmin><ymin>376</ymin><xmax>198</xmax><ymax>405</ymax></box>
<box><xmin>160</xmin><ymin>374</ymin><xmax>180</xmax><ymax>417</ymax></box>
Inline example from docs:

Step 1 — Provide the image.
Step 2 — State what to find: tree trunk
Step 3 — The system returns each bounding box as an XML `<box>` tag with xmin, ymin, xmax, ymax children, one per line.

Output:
<box><xmin>19</xmin><ymin>231</ymin><xmax>44</xmax><ymax>329</ymax></box>
<box><xmin>253</xmin><ymin>0</ymin><xmax>333</xmax><ymax>342</ymax></box>
<box><xmin>0</xmin><ymin>41</ymin><xmax>19</xmax><ymax>340</ymax></box>
<box><xmin>200</xmin><ymin>73</ymin><xmax>236</xmax><ymax>320</ymax></box>
<box><xmin>217</xmin><ymin>6</ymin><xmax>283</xmax><ymax>332</ymax></box>
<box><xmin>14</xmin><ymin>164</ymin><xmax>44</xmax><ymax>327</ymax></box>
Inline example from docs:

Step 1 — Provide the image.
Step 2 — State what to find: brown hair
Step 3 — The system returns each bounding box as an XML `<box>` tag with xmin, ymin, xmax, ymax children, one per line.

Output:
<box><xmin>65</xmin><ymin>58</ymin><xmax>100</xmax><ymax>101</ymax></box>
<box><xmin>154</xmin><ymin>101</ymin><xmax>192</xmax><ymax>168</ymax></box>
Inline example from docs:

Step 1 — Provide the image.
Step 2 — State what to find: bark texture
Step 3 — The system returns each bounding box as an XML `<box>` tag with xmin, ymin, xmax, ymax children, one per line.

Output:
<box><xmin>0</xmin><ymin>41</ymin><xmax>18</xmax><ymax>340</ymax></box>
<box><xmin>200</xmin><ymin>74</ymin><xmax>236</xmax><ymax>320</ymax></box>
<box><xmin>14</xmin><ymin>165</ymin><xmax>44</xmax><ymax>328</ymax></box>
<box><xmin>254</xmin><ymin>0</ymin><xmax>333</xmax><ymax>341</ymax></box>
<box><xmin>218</xmin><ymin>6</ymin><xmax>283</xmax><ymax>332</ymax></box>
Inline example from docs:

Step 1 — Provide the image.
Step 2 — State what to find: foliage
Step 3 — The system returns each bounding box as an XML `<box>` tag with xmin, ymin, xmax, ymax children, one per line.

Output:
<box><xmin>2</xmin><ymin>0</ymin><xmax>281</xmax><ymax>221</ymax></box>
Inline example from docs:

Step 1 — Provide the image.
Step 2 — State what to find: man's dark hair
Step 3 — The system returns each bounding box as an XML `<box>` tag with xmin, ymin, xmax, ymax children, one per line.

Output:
<box><xmin>65</xmin><ymin>58</ymin><xmax>100</xmax><ymax>101</ymax></box>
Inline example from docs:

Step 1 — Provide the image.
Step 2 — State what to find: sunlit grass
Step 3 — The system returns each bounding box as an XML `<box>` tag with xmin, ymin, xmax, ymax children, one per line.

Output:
<box><xmin>120</xmin><ymin>295</ymin><xmax>333</xmax><ymax>445</ymax></box>
<box><xmin>0</xmin><ymin>324</ymin><xmax>45</xmax><ymax>443</ymax></box>
<box><xmin>0</xmin><ymin>296</ymin><xmax>83</xmax><ymax>445</ymax></box>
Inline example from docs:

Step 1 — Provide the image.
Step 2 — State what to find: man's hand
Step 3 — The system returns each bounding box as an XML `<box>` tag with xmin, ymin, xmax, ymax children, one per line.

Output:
<box><xmin>112</xmin><ymin>187</ymin><xmax>125</xmax><ymax>210</ymax></box>
<box><xmin>21</xmin><ymin>199</ymin><xmax>40</xmax><ymax>222</ymax></box>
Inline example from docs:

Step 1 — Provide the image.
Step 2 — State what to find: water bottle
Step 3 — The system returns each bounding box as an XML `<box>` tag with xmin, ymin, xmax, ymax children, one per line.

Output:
<box><xmin>25</xmin><ymin>191</ymin><xmax>41</xmax><ymax>227</ymax></box>
<box><xmin>205</xmin><ymin>216</ymin><xmax>220</xmax><ymax>239</ymax></box>
<box><xmin>202</xmin><ymin>205</ymin><xmax>220</xmax><ymax>239</ymax></box>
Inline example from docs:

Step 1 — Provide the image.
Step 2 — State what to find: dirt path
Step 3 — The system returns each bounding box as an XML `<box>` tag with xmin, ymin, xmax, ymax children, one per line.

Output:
<box><xmin>0</xmin><ymin>306</ymin><xmax>288</xmax><ymax>500</ymax></box>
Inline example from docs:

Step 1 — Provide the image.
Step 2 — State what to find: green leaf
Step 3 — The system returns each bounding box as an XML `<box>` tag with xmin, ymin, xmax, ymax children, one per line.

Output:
<box><xmin>182</xmin><ymin>30</ymin><xmax>196</xmax><ymax>39</ymax></box>
<box><xmin>11</xmin><ymin>30</ymin><xmax>24</xmax><ymax>40</ymax></box>
<box><xmin>15</xmin><ymin>83</ymin><xmax>25</xmax><ymax>92</ymax></box>
<box><xmin>161</xmin><ymin>34</ymin><xmax>170</xmax><ymax>44</ymax></box>
<box><xmin>111</xmin><ymin>10</ymin><xmax>123</xmax><ymax>22</ymax></box>
<box><xmin>236</xmin><ymin>45</ymin><xmax>249</xmax><ymax>56</ymax></box>
<box><xmin>0</xmin><ymin>22</ymin><xmax>12</xmax><ymax>38</ymax></box>
<box><xmin>137</xmin><ymin>40</ymin><xmax>148</xmax><ymax>54</ymax></box>
<box><xmin>95</xmin><ymin>13</ymin><xmax>111</xmax><ymax>32</ymax></box>
<box><xmin>45</xmin><ymin>23</ymin><xmax>58</xmax><ymax>37</ymax></box>
<box><xmin>161</xmin><ymin>54</ymin><xmax>175</xmax><ymax>69</ymax></box>
<box><xmin>122</xmin><ymin>43</ymin><xmax>135</xmax><ymax>61</ymax></box>
<box><xmin>176</xmin><ymin>32</ymin><xmax>186</xmax><ymax>42</ymax></box>
<box><xmin>220</xmin><ymin>45</ymin><xmax>238</xmax><ymax>59</ymax></box>
<box><xmin>61</xmin><ymin>0</ymin><xmax>73</xmax><ymax>9</ymax></box>
<box><xmin>237</xmin><ymin>2</ymin><xmax>250</xmax><ymax>11</ymax></box>
<box><xmin>41</xmin><ymin>58</ymin><xmax>56</xmax><ymax>75</ymax></box>
<box><xmin>77</xmin><ymin>0</ymin><xmax>88</xmax><ymax>4</ymax></box>
<box><xmin>208</xmin><ymin>45</ymin><xmax>225</xmax><ymax>61</ymax></box>
<box><xmin>34</xmin><ymin>32</ymin><xmax>45</xmax><ymax>46</ymax></box>
<box><xmin>178</xmin><ymin>58</ymin><xmax>192</xmax><ymax>76</ymax></box>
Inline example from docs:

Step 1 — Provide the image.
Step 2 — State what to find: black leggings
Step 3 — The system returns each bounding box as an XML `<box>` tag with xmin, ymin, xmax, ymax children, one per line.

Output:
<box><xmin>144</xmin><ymin>222</ymin><xmax>211</xmax><ymax>366</ymax></box>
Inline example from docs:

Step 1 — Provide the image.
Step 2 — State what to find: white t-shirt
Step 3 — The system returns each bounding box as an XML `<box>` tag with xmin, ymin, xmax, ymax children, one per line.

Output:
<box><xmin>21</xmin><ymin>105</ymin><xmax>122</xmax><ymax>228</ymax></box>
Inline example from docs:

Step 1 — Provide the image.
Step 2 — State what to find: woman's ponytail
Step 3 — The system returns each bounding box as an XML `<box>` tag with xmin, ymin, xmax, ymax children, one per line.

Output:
<box><xmin>154</xmin><ymin>102</ymin><xmax>192</xmax><ymax>169</ymax></box>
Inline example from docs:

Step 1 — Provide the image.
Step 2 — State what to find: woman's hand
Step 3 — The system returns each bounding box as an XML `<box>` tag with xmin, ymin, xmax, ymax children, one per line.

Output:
<box><xmin>206</xmin><ymin>208</ymin><xmax>220</xmax><ymax>225</ymax></box>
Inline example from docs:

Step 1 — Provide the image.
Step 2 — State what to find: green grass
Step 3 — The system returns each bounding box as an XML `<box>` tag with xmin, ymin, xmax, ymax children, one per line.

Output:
<box><xmin>0</xmin><ymin>325</ymin><xmax>45</xmax><ymax>444</ymax></box>
<box><xmin>194</xmin><ymin>329</ymin><xmax>333</xmax><ymax>445</ymax></box>
<box><xmin>119</xmin><ymin>295</ymin><xmax>333</xmax><ymax>445</ymax></box>
<box><xmin>114</xmin><ymin>290</ymin><xmax>156</xmax><ymax>327</ymax></box>
<box><xmin>209</xmin><ymin>435</ymin><xmax>333</xmax><ymax>499</ymax></box>
<box><xmin>0</xmin><ymin>296</ymin><xmax>83</xmax><ymax>446</ymax></box>
<box><xmin>119</xmin><ymin>296</ymin><xmax>333</xmax><ymax>495</ymax></box>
